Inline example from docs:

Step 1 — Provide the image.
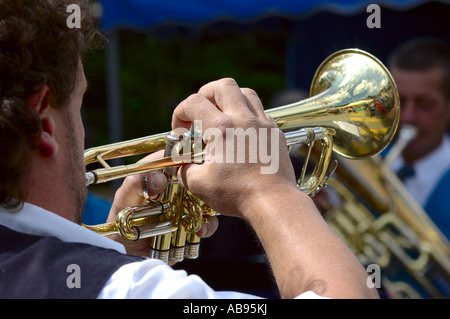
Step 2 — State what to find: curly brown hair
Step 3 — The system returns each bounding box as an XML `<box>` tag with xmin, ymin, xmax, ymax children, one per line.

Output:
<box><xmin>0</xmin><ymin>0</ymin><xmax>100</xmax><ymax>209</ymax></box>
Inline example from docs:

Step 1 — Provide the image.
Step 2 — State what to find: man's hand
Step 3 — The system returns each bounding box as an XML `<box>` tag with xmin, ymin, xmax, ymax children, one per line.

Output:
<box><xmin>172</xmin><ymin>78</ymin><xmax>297</xmax><ymax>219</ymax></box>
<box><xmin>170</xmin><ymin>78</ymin><xmax>378</xmax><ymax>298</ymax></box>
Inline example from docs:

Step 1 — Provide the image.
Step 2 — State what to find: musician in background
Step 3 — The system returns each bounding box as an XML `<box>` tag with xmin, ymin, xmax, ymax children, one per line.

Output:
<box><xmin>0</xmin><ymin>0</ymin><xmax>377</xmax><ymax>299</ymax></box>
<box><xmin>387</xmin><ymin>38</ymin><xmax>450</xmax><ymax>240</ymax></box>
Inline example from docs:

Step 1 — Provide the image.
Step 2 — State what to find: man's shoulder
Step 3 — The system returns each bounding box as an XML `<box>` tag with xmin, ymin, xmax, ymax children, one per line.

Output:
<box><xmin>0</xmin><ymin>224</ymin><xmax>142</xmax><ymax>298</ymax></box>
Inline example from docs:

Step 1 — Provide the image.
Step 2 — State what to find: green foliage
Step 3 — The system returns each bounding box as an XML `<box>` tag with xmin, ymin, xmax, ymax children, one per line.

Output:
<box><xmin>82</xmin><ymin>25</ymin><xmax>287</xmax><ymax>147</ymax></box>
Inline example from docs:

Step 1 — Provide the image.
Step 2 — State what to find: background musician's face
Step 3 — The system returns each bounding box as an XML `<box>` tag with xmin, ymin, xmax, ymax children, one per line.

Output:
<box><xmin>391</xmin><ymin>67</ymin><xmax>450</xmax><ymax>163</ymax></box>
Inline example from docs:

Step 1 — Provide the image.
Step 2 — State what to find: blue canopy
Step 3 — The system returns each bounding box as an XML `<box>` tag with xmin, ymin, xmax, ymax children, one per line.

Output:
<box><xmin>99</xmin><ymin>0</ymin><xmax>446</xmax><ymax>30</ymax></box>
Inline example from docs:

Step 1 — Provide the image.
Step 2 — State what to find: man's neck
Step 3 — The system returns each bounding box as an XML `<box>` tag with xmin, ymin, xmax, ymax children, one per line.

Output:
<box><xmin>25</xmin><ymin>156</ymin><xmax>77</xmax><ymax>222</ymax></box>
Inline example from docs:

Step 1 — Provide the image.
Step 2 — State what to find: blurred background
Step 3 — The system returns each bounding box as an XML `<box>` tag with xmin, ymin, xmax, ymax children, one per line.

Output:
<box><xmin>84</xmin><ymin>0</ymin><xmax>450</xmax><ymax>151</ymax></box>
<box><xmin>82</xmin><ymin>0</ymin><xmax>450</xmax><ymax>297</ymax></box>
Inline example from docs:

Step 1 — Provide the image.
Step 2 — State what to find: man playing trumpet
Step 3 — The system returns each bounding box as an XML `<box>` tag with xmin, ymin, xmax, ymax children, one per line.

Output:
<box><xmin>0</xmin><ymin>0</ymin><xmax>378</xmax><ymax>299</ymax></box>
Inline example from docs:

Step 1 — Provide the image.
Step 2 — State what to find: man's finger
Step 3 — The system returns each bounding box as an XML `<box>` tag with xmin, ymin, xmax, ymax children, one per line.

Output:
<box><xmin>198</xmin><ymin>78</ymin><xmax>254</xmax><ymax>116</ymax></box>
<box><xmin>171</xmin><ymin>93</ymin><xmax>224</xmax><ymax>131</ymax></box>
<box><xmin>241</xmin><ymin>87</ymin><xmax>266</xmax><ymax>118</ymax></box>
<box><xmin>196</xmin><ymin>216</ymin><xmax>219</xmax><ymax>238</ymax></box>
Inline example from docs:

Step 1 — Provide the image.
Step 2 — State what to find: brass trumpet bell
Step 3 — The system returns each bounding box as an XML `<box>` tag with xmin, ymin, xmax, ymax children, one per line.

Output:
<box><xmin>267</xmin><ymin>49</ymin><xmax>400</xmax><ymax>159</ymax></box>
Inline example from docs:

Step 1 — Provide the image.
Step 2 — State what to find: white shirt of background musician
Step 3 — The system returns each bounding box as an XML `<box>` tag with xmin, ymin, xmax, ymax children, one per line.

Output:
<box><xmin>391</xmin><ymin>135</ymin><xmax>450</xmax><ymax>206</ymax></box>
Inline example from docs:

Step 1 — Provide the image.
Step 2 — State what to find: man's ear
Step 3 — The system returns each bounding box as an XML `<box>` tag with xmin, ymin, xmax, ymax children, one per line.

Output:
<box><xmin>27</xmin><ymin>84</ymin><xmax>59</xmax><ymax>157</ymax></box>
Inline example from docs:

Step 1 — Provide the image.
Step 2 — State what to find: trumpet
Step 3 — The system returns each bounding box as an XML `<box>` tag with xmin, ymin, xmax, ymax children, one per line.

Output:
<box><xmin>83</xmin><ymin>49</ymin><xmax>400</xmax><ymax>263</ymax></box>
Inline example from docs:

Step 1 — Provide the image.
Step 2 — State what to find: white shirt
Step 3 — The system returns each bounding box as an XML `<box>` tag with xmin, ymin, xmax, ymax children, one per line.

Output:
<box><xmin>0</xmin><ymin>202</ymin><xmax>324</xmax><ymax>299</ymax></box>
<box><xmin>391</xmin><ymin>135</ymin><xmax>450</xmax><ymax>206</ymax></box>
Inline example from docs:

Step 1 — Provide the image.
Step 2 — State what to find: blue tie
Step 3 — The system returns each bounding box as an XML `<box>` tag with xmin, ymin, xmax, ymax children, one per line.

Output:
<box><xmin>397</xmin><ymin>164</ymin><xmax>415</xmax><ymax>182</ymax></box>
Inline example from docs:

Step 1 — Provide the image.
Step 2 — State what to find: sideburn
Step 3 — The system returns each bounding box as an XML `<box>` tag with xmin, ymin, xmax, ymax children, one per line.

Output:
<box><xmin>62</xmin><ymin>110</ymin><xmax>87</xmax><ymax>224</ymax></box>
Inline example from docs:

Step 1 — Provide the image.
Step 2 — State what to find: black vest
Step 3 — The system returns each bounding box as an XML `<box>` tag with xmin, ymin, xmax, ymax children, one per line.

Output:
<box><xmin>0</xmin><ymin>225</ymin><xmax>143</xmax><ymax>298</ymax></box>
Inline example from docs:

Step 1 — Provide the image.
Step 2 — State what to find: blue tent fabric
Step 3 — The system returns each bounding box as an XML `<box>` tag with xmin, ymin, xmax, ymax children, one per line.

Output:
<box><xmin>99</xmin><ymin>0</ymin><xmax>445</xmax><ymax>30</ymax></box>
<box><xmin>82</xmin><ymin>193</ymin><xmax>111</xmax><ymax>225</ymax></box>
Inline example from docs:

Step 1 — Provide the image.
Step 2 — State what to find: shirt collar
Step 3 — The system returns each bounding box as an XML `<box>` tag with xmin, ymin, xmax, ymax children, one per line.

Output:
<box><xmin>413</xmin><ymin>135</ymin><xmax>450</xmax><ymax>180</ymax></box>
<box><xmin>0</xmin><ymin>202</ymin><xmax>126</xmax><ymax>254</ymax></box>
<box><xmin>391</xmin><ymin>135</ymin><xmax>450</xmax><ymax>175</ymax></box>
